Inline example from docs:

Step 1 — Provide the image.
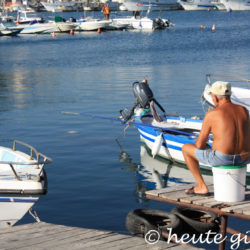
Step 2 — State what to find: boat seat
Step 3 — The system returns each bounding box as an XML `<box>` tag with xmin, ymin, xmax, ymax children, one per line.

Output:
<box><xmin>0</xmin><ymin>149</ymin><xmax>34</xmax><ymax>170</ymax></box>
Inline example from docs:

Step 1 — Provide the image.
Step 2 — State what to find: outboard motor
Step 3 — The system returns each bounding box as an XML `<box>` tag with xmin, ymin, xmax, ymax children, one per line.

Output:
<box><xmin>133</xmin><ymin>80</ymin><xmax>153</xmax><ymax>108</ymax></box>
<box><xmin>120</xmin><ymin>80</ymin><xmax>165</xmax><ymax>121</ymax></box>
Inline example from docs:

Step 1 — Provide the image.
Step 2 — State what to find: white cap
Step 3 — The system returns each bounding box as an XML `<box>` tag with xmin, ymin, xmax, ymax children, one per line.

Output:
<box><xmin>208</xmin><ymin>81</ymin><xmax>231</xmax><ymax>96</ymax></box>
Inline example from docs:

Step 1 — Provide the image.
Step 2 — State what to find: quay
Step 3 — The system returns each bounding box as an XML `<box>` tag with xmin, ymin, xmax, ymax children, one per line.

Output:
<box><xmin>146</xmin><ymin>184</ymin><xmax>250</xmax><ymax>250</ymax></box>
<box><xmin>0</xmin><ymin>221</ymin><xmax>202</xmax><ymax>249</ymax></box>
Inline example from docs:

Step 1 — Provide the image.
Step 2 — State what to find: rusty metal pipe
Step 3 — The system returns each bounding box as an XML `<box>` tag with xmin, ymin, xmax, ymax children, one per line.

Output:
<box><xmin>219</xmin><ymin>215</ymin><xmax>228</xmax><ymax>250</ymax></box>
<box><xmin>146</xmin><ymin>194</ymin><xmax>250</xmax><ymax>220</ymax></box>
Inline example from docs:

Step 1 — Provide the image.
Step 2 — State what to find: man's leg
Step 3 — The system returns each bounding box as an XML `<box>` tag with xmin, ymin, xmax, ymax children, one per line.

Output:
<box><xmin>182</xmin><ymin>143</ymin><xmax>208</xmax><ymax>194</ymax></box>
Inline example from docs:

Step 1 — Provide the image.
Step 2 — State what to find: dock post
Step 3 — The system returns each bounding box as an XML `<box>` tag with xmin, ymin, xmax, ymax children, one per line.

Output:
<box><xmin>219</xmin><ymin>215</ymin><xmax>228</xmax><ymax>250</ymax></box>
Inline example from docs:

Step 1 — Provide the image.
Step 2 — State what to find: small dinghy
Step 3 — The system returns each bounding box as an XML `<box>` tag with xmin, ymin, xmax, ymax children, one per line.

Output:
<box><xmin>119</xmin><ymin>79</ymin><xmax>250</xmax><ymax>176</ymax></box>
<box><xmin>0</xmin><ymin>140</ymin><xmax>52</xmax><ymax>228</ymax></box>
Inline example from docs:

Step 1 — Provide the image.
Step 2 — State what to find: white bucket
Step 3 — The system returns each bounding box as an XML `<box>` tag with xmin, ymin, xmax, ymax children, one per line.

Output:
<box><xmin>212</xmin><ymin>165</ymin><xmax>247</xmax><ymax>202</ymax></box>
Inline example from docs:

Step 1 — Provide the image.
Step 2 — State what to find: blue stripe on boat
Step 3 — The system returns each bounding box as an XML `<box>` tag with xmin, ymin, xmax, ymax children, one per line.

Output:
<box><xmin>137</xmin><ymin>125</ymin><xmax>196</xmax><ymax>145</ymax></box>
<box><xmin>140</xmin><ymin>131</ymin><xmax>183</xmax><ymax>151</ymax></box>
<box><xmin>0</xmin><ymin>198</ymin><xmax>38</xmax><ymax>203</ymax></box>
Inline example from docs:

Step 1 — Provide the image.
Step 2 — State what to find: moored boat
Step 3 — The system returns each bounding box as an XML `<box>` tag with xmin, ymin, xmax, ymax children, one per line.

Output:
<box><xmin>120</xmin><ymin>0</ymin><xmax>180</xmax><ymax>11</ymax></box>
<box><xmin>119</xmin><ymin>79</ymin><xmax>250</xmax><ymax>176</ymax></box>
<box><xmin>0</xmin><ymin>23</ymin><xmax>22</xmax><ymax>36</ymax></box>
<box><xmin>178</xmin><ymin>0</ymin><xmax>217</xmax><ymax>10</ymax></box>
<box><xmin>0</xmin><ymin>140</ymin><xmax>52</xmax><ymax>228</ymax></box>
<box><xmin>202</xmin><ymin>74</ymin><xmax>250</xmax><ymax>113</ymax></box>
<box><xmin>15</xmin><ymin>10</ymin><xmax>44</xmax><ymax>25</ymax></box>
<box><xmin>41</xmin><ymin>0</ymin><xmax>79</xmax><ymax>12</ymax></box>
<box><xmin>14</xmin><ymin>16</ymin><xmax>76</xmax><ymax>34</ymax></box>
<box><xmin>75</xmin><ymin>17</ymin><xmax>112</xmax><ymax>31</ymax></box>
<box><xmin>112</xmin><ymin>12</ymin><xmax>172</xmax><ymax>30</ymax></box>
<box><xmin>219</xmin><ymin>0</ymin><xmax>250</xmax><ymax>10</ymax></box>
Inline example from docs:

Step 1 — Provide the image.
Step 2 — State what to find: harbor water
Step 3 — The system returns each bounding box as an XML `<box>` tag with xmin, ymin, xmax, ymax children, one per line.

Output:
<box><xmin>1</xmin><ymin>10</ymin><xmax>250</xmax><ymax>248</ymax></box>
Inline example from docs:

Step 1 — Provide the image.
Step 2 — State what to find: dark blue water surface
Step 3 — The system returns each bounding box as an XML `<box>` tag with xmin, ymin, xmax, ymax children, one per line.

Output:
<box><xmin>1</xmin><ymin>10</ymin><xmax>250</xmax><ymax>249</ymax></box>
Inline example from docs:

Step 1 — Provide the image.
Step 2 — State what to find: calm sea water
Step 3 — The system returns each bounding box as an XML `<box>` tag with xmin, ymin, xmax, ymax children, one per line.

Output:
<box><xmin>1</xmin><ymin>10</ymin><xmax>250</xmax><ymax>248</ymax></box>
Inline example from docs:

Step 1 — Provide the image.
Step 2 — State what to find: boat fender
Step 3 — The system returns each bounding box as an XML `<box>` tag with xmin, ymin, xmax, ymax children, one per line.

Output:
<box><xmin>171</xmin><ymin>206</ymin><xmax>220</xmax><ymax>237</ymax></box>
<box><xmin>126</xmin><ymin>209</ymin><xmax>183</xmax><ymax>239</ymax></box>
<box><xmin>151</xmin><ymin>133</ymin><xmax>163</xmax><ymax>158</ymax></box>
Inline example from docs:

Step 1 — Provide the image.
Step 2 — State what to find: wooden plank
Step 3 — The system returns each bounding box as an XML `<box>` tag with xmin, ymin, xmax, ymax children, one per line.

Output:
<box><xmin>0</xmin><ymin>225</ymin><xmax>79</xmax><ymax>249</ymax></box>
<box><xmin>32</xmin><ymin>228</ymin><xmax>112</xmax><ymax>249</ymax></box>
<box><xmin>191</xmin><ymin>197</ymin><xmax>218</xmax><ymax>206</ymax></box>
<box><xmin>241</xmin><ymin>205</ymin><xmax>250</xmax><ymax>215</ymax></box>
<box><xmin>101</xmin><ymin>236</ymin><xmax>150</xmax><ymax>250</ymax></box>
<box><xmin>21</xmin><ymin>229</ymin><xmax>112</xmax><ymax>249</ymax></box>
<box><xmin>0</xmin><ymin>222</ymin><xmax>201</xmax><ymax>250</ymax></box>
<box><xmin>73</xmin><ymin>234</ymin><xmax>140</xmax><ymax>249</ymax></box>
<box><xmin>221</xmin><ymin>202</ymin><xmax>250</xmax><ymax>213</ymax></box>
<box><xmin>233</xmin><ymin>204</ymin><xmax>250</xmax><ymax>214</ymax></box>
<box><xmin>179</xmin><ymin>195</ymin><xmax>215</xmax><ymax>204</ymax></box>
<box><xmin>203</xmin><ymin>201</ymin><xmax>225</xmax><ymax>208</ymax></box>
<box><xmin>0</xmin><ymin>222</ymin><xmax>79</xmax><ymax>241</ymax></box>
<box><xmin>154</xmin><ymin>184</ymin><xmax>214</xmax><ymax>202</ymax></box>
<box><xmin>49</xmin><ymin>233</ymin><xmax>128</xmax><ymax>250</ymax></box>
<box><xmin>1</xmin><ymin>227</ymin><xmax>109</xmax><ymax>249</ymax></box>
<box><xmin>146</xmin><ymin>184</ymin><xmax>194</xmax><ymax>197</ymax></box>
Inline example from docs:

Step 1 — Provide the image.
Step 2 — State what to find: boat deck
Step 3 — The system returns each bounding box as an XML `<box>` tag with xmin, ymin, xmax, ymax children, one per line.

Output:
<box><xmin>146</xmin><ymin>184</ymin><xmax>250</xmax><ymax>250</ymax></box>
<box><xmin>0</xmin><ymin>222</ymin><xmax>203</xmax><ymax>249</ymax></box>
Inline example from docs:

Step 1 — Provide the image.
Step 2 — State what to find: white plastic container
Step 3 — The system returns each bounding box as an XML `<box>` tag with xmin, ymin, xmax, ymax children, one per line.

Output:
<box><xmin>212</xmin><ymin>165</ymin><xmax>247</xmax><ymax>202</ymax></box>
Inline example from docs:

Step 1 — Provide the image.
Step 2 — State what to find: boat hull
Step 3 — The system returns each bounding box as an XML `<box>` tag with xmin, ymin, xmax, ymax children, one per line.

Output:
<box><xmin>75</xmin><ymin>20</ymin><xmax>112</xmax><ymax>31</ymax></box>
<box><xmin>220</xmin><ymin>0</ymin><xmax>250</xmax><ymax>10</ymax></box>
<box><xmin>135</xmin><ymin>115</ymin><xmax>250</xmax><ymax>176</ymax></box>
<box><xmin>19</xmin><ymin>22</ymin><xmax>75</xmax><ymax>34</ymax></box>
<box><xmin>0</xmin><ymin>195</ymin><xmax>39</xmax><ymax>228</ymax></box>
<box><xmin>178</xmin><ymin>0</ymin><xmax>216</xmax><ymax>10</ymax></box>
<box><xmin>121</xmin><ymin>0</ymin><xmax>180</xmax><ymax>11</ymax></box>
<box><xmin>0</xmin><ymin>140</ymin><xmax>51</xmax><ymax>228</ymax></box>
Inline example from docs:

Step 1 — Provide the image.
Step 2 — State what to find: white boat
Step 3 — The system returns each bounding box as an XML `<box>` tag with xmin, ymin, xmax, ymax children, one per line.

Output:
<box><xmin>178</xmin><ymin>0</ymin><xmax>217</xmax><ymax>10</ymax></box>
<box><xmin>202</xmin><ymin>74</ymin><xmax>250</xmax><ymax>113</ymax></box>
<box><xmin>119</xmin><ymin>80</ymin><xmax>250</xmax><ymax>176</ymax></box>
<box><xmin>219</xmin><ymin>0</ymin><xmax>250</xmax><ymax>10</ymax></box>
<box><xmin>75</xmin><ymin>18</ymin><xmax>112</xmax><ymax>31</ymax></box>
<box><xmin>112</xmin><ymin>14</ymin><xmax>172</xmax><ymax>30</ymax></box>
<box><xmin>15</xmin><ymin>22</ymin><xmax>55</xmax><ymax>34</ymax></box>
<box><xmin>0</xmin><ymin>140</ymin><xmax>52</xmax><ymax>228</ymax></box>
<box><xmin>0</xmin><ymin>23</ymin><xmax>22</xmax><ymax>36</ymax></box>
<box><xmin>105</xmin><ymin>19</ymin><xmax>129</xmax><ymax>30</ymax></box>
<box><xmin>211</xmin><ymin>0</ymin><xmax>226</xmax><ymax>10</ymax></box>
<box><xmin>41</xmin><ymin>0</ymin><xmax>78</xmax><ymax>12</ymax></box>
<box><xmin>120</xmin><ymin>0</ymin><xmax>180</xmax><ymax>11</ymax></box>
<box><xmin>15</xmin><ymin>16</ymin><xmax>76</xmax><ymax>34</ymax></box>
<box><xmin>15</xmin><ymin>10</ymin><xmax>44</xmax><ymax>24</ymax></box>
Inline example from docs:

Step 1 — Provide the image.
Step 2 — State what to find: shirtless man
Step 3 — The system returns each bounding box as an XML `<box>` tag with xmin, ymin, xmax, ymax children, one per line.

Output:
<box><xmin>182</xmin><ymin>81</ymin><xmax>250</xmax><ymax>196</ymax></box>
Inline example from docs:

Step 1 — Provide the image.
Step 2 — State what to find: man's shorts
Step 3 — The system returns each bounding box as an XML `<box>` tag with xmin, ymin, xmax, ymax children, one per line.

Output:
<box><xmin>195</xmin><ymin>148</ymin><xmax>250</xmax><ymax>166</ymax></box>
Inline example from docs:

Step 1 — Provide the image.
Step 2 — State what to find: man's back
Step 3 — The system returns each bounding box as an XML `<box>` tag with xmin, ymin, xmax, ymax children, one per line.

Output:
<box><xmin>208</xmin><ymin>102</ymin><xmax>250</xmax><ymax>155</ymax></box>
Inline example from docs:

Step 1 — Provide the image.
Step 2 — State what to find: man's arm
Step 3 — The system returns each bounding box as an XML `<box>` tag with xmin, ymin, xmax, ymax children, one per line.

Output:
<box><xmin>195</xmin><ymin>112</ymin><xmax>212</xmax><ymax>149</ymax></box>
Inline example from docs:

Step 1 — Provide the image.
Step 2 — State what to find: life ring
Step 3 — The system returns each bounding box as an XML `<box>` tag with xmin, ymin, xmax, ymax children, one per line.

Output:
<box><xmin>171</xmin><ymin>206</ymin><xmax>220</xmax><ymax>237</ymax></box>
<box><xmin>126</xmin><ymin>209</ymin><xmax>183</xmax><ymax>239</ymax></box>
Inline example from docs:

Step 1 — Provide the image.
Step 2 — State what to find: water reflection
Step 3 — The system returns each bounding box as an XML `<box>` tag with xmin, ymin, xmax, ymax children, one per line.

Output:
<box><xmin>118</xmin><ymin>141</ymin><xmax>213</xmax><ymax>203</ymax></box>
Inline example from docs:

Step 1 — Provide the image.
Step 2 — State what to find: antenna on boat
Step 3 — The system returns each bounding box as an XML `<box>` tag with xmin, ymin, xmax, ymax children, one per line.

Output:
<box><xmin>146</xmin><ymin>4</ymin><xmax>152</xmax><ymax>17</ymax></box>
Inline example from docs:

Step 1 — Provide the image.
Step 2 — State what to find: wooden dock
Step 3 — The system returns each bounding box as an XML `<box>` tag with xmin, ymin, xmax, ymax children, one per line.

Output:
<box><xmin>146</xmin><ymin>184</ymin><xmax>250</xmax><ymax>250</ymax></box>
<box><xmin>0</xmin><ymin>222</ymin><xmax>203</xmax><ymax>250</ymax></box>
